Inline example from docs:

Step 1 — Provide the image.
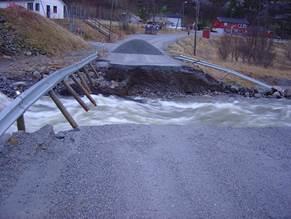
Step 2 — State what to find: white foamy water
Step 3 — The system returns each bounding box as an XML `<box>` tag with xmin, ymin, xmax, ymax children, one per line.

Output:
<box><xmin>2</xmin><ymin>94</ymin><xmax>291</xmax><ymax>133</ymax></box>
<box><xmin>0</xmin><ymin>93</ymin><xmax>11</xmax><ymax>111</ymax></box>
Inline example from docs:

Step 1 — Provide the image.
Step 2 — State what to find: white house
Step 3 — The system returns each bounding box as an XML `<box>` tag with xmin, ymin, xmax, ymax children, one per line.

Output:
<box><xmin>151</xmin><ymin>15</ymin><xmax>182</xmax><ymax>29</ymax></box>
<box><xmin>166</xmin><ymin>16</ymin><xmax>182</xmax><ymax>29</ymax></box>
<box><xmin>0</xmin><ymin>0</ymin><xmax>66</xmax><ymax>19</ymax></box>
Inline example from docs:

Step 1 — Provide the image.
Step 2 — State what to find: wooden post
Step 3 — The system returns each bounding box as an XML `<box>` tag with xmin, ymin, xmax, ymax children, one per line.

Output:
<box><xmin>193</xmin><ymin>0</ymin><xmax>200</xmax><ymax>56</ymax></box>
<box><xmin>48</xmin><ymin>90</ymin><xmax>78</xmax><ymax>129</ymax></box>
<box><xmin>17</xmin><ymin>114</ymin><xmax>26</xmax><ymax>132</ymax></box>
<box><xmin>62</xmin><ymin>81</ymin><xmax>90</xmax><ymax>112</ymax></box>
<box><xmin>71</xmin><ymin>75</ymin><xmax>97</xmax><ymax>106</ymax></box>
<box><xmin>82</xmin><ymin>68</ymin><xmax>94</xmax><ymax>87</ymax></box>
<box><xmin>78</xmin><ymin>72</ymin><xmax>91</xmax><ymax>93</ymax></box>
<box><xmin>220</xmin><ymin>73</ymin><xmax>230</xmax><ymax>81</ymax></box>
<box><xmin>89</xmin><ymin>63</ymin><xmax>99</xmax><ymax>78</ymax></box>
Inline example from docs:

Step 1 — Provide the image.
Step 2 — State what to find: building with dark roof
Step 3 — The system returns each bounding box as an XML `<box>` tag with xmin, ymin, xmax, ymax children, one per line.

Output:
<box><xmin>212</xmin><ymin>17</ymin><xmax>249</xmax><ymax>34</ymax></box>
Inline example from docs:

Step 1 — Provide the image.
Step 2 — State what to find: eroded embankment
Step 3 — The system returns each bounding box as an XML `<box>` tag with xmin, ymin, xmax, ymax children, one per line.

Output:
<box><xmin>57</xmin><ymin>65</ymin><xmax>258</xmax><ymax>98</ymax></box>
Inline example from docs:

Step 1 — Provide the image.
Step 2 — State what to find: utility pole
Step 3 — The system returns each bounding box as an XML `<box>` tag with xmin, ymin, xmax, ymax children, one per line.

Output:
<box><xmin>152</xmin><ymin>0</ymin><xmax>156</xmax><ymax>22</ymax></box>
<box><xmin>193</xmin><ymin>0</ymin><xmax>200</xmax><ymax>56</ymax></box>
<box><xmin>109</xmin><ymin>0</ymin><xmax>115</xmax><ymax>42</ymax></box>
<box><xmin>182</xmin><ymin>1</ymin><xmax>188</xmax><ymax>28</ymax></box>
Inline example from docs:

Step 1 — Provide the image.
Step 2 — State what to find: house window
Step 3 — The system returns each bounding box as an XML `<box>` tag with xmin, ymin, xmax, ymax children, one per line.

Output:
<box><xmin>35</xmin><ymin>3</ymin><xmax>40</xmax><ymax>11</ymax></box>
<box><xmin>27</xmin><ymin>2</ymin><xmax>33</xmax><ymax>10</ymax></box>
<box><xmin>53</xmin><ymin>6</ymin><xmax>57</xmax><ymax>13</ymax></box>
<box><xmin>46</xmin><ymin>5</ymin><xmax>51</xmax><ymax>18</ymax></box>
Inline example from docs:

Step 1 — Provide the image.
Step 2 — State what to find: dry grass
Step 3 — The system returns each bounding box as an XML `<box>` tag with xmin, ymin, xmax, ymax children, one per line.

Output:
<box><xmin>56</xmin><ymin>19</ymin><xmax>143</xmax><ymax>42</ymax></box>
<box><xmin>0</xmin><ymin>7</ymin><xmax>88</xmax><ymax>55</ymax></box>
<box><xmin>159</xmin><ymin>28</ymin><xmax>182</xmax><ymax>34</ymax></box>
<box><xmin>168</xmin><ymin>36</ymin><xmax>291</xmax><ymax>87</ymax></box>
<box><xmin>55</xmin><ymin>19</ymin><xmax>107</xmax><ymax>42</ymax></box>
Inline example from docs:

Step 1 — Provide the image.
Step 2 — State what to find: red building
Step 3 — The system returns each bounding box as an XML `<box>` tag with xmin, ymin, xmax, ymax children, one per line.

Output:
<box><xmin>212</xmin><ymin>17</ymin><xmax>249</xmax><ymax>34</ymax></box>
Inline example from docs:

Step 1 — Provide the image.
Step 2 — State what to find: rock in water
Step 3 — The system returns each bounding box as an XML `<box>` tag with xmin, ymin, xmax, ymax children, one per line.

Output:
<box><xmin>32</xmin><ymin>71</ymin><xmax>42</xmax><ymax>80</ymax></box>
<box><xmin>24</xmin><ymin>51</ymin><xmax>32</xmax><ymax>56</ymax></box>
<box><xmin>283</xmin><ymin>88</ymin><xmax>291</xmax><ymax>98</ymax></box>
<box><xmin>273</xmin><ymin>91</ymin><xmax>283</xmax><ymax>98</ymax></box>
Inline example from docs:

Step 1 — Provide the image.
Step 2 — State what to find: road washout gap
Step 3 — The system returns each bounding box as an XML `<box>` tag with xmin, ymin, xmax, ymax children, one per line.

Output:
<box><xmin>112</xmin><ymin>39</ymin><xmax>163</xmax><ymax>55</ymax></box>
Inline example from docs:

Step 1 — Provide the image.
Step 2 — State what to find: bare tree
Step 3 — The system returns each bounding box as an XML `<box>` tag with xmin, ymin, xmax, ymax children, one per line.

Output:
<box><xmin>217</xmin><ymin>30</ymin><xmax>276</xmax><ymax>67</ymax></box>
<box><xmin>286</xmin><ymin>41</ymin><xmax>291</xmax><ymax>61</ymax></box>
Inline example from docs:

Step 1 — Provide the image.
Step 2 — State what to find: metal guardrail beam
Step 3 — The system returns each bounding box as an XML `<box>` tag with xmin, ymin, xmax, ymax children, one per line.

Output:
<box><xmin>0</xmin><ymin>52</ymin><xmax>97</xmax><ymax>136</ymax></box>
<box><xmin>176</xmin><ymin>55</ymin><xmax>273</xmax><ymax>90</ymax></box>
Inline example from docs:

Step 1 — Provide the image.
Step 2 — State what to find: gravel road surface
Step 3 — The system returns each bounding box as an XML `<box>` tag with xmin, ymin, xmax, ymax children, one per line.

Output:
<box><xmin>1</xmin><ymin>125</ymin><xmax>290</xmax><ymax>218</ymax></box>
<box><xmin>94</xmin><ymin>33</ymin><xmax>186</xmax><ymax>67</ymax></box>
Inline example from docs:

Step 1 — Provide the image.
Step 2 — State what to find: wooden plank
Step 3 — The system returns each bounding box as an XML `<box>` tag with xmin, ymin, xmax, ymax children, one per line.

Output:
<box><xmin>71</xmin><ymin>75</ymin><xmax>97</xmax><ymax>106</ymax></box>
<box><xmin>83</xmin><ymin>68</ymin><xmax>95</xmax><ymax>88</ymax></box>
<box><xmin>78</xmin><ymin>72</ymin><xmax>91</xmax><ymax>93</ymax></box>
<box><xmin>89</xmin><ymin>63</ymin><xmax>99</xmax><ymax>78</ymax></box>
<box><xmin>62</xmin><ymin>81</ymin><xmax>90</xmax><ymax>112</ymax></box>
<box><xmin>48</xmin><ymin>90</ymin><xmax>78</xmax><ymax>129</ymax></box>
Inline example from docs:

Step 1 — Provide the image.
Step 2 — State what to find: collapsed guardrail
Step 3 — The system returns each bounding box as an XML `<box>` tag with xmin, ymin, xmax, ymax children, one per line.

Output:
<box><xmin>175</xmin><ymin>55</ymin><xmax>274</xmax><ymax>90</ymax></box>
<box><xmin>0</xmin><ymin>52</ymin><xmax>99</xmax><ymax>136</ymax></box>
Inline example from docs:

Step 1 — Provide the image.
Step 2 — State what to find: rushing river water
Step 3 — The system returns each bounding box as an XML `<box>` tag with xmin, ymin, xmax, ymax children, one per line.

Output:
<box><xmin>2</xmin><ymin>94</ymin><xmax>291</xmax><ymax>133</ymax></box>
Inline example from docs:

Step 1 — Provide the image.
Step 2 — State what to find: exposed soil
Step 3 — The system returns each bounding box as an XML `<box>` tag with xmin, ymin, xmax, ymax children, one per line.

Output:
<box><xmin>0</xmin><ymin>48</ymin><xmax>96</xmax><ymax>98</ymax></box>
<box><xmin>56</xmin><ymin>64</ymin><xmax>258</xmax><ymax>99</ymax></box>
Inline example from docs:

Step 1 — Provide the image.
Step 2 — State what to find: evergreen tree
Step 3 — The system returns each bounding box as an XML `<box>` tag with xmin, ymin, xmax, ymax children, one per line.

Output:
<box><xmin>227</xmin><ymin>0</ymin><xmax>244</xmax><ymax>17</ymax></box>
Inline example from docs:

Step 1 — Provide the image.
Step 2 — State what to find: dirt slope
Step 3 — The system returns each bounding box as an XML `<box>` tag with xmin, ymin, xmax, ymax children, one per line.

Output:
<box><xmin>0</xmin><ymin>7</ymin><xmax>88</xmax><ymax>56</ymax></box>
<box><xmin>55</xmin><ymin>19</ymin><xmax>107</xmax><ymax>42</ymax></box>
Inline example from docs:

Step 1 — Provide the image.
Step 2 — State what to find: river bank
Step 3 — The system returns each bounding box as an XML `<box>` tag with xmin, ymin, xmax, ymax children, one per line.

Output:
<box><xmin>0</xmin><ymin>61</ymin><xmax>273</xmax><ymax>100</ymax></box>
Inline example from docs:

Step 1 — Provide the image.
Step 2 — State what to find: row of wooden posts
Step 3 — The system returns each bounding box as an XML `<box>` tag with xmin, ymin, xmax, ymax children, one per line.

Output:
<box><xmin>16</xmin><ymin>63</ymin><xmax>99</xmax><ymax>132</ymax></box>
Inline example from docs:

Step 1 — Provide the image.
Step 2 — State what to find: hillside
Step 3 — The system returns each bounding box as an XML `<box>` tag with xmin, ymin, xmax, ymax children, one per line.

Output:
<box><xmin>55</xmin><ymin>19</ymin><xmax>107</xmax><ymax>42</ymax></box>
<box><xmin>0</xmin><ymin>7</ymin><xmax>88</xmax><ymax>57</ymax></box>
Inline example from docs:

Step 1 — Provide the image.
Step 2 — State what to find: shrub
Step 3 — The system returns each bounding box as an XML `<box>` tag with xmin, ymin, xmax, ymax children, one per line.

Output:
<box><xmin>252</xmin><ymin>36</ymin><xmax>275</xmax><ymax>67</ymax></box>
<box><xmin>217</xmin><ymin>29</ymin><xmax>276</xmax><ymax>67</ymax></box>
<box><xmin>217</xmin><ymin>35</ymin><xmax>232</xmax><ymax>60</ymax></box>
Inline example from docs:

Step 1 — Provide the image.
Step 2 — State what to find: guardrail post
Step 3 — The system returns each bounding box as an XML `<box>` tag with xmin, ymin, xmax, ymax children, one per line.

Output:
<box><xmin>48</xmin><ymin>90</ymin><xmax>78</xmax><ymax>129</ymax></box>
<box><xmin>83</xmin><ymin>68</ymin><xmax>94</xmax><ymax>88</ymax></box>
<box><xmin>78</xmin><ymin>72</ymin><xmax>91</xmax><ymax>93</ymax></box>
<box><xmin>71</xmin><ymin>75</ymin><xmax>97</xmax><ymax>106</ymax></box>
<box><xmin>17</xmin><ymin>114</ymin><xmax>26</xmax><ymax>132</ymax></box>
<box><xmin>0</xmin><ymin>52</ymin><xmax>98</xmax><ymax>137</ymax></box>
<box><xmin>89</xmin><ymin>63</ymin><xmax>99</xmax><ymax>78</ymax></box>
<box><xmin>62</xmin><ymin>81</ymin><xmax>90</xmax><ymax>112</ymax></box>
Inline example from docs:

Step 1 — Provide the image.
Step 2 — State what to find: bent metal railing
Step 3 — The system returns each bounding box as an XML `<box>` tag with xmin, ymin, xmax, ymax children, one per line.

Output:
<box><xmin>0</xmin><ymin>52</ymin><xmax>99</xmax><ymax>136</ymax></box>
<box><xmin>175</xmin><ymin>55</ymin><xmax>274</xmax><ymax>90</ymax></box>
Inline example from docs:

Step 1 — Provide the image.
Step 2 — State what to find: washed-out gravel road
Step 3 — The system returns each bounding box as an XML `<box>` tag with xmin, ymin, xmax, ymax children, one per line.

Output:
<box><xmin>93</xmin><ymin>32</ymin><xmax>187</xmax><ymax>67</ymax></box>
<box><xmin>0</xmin><ymin>125</ymin><xmax>290</xmax><ymax>218</ymax></box>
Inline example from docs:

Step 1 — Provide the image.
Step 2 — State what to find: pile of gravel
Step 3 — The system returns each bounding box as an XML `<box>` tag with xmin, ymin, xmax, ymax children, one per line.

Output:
<box><xmin>113</xmin><ymin>39</ymin><xmax>163</xmax><ymax>55</ymax></box>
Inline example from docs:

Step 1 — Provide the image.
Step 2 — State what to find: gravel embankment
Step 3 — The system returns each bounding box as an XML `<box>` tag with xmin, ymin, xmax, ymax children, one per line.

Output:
<box><xmin>0</xmin><ymin>125</ymin><xmax>291</xmax><ymax>218</ymax></box>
